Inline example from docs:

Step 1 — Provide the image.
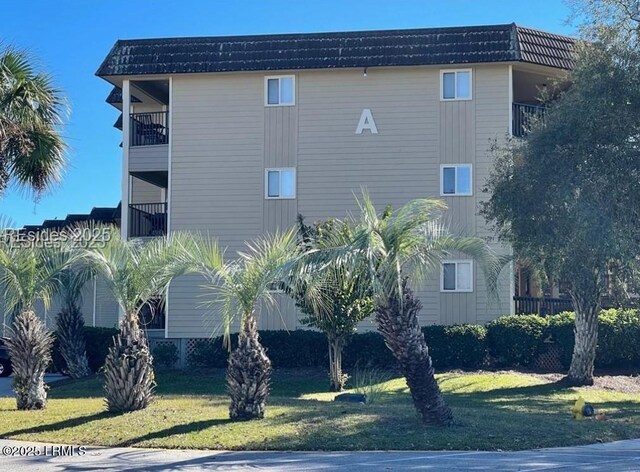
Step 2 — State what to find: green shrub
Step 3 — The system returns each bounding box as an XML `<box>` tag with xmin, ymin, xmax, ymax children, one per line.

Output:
<box><xmin>259</xmin><ymin>330</ymin><xmax>327</xmax><ymax>368</ymax></box>
<box><xmin>187</xmin><ymin>338</ymin><xmax>230</xmax><ymax>368</ymax></box>
<box><xmin>596</xmin><ymin>309</ymin><xmax>640</xmax><ymax>368</ymax></box>
<box><xmin>486</xmin><ymin>315</ymin><xmax>548</xmax><ymax>367</ymax></box>
<box><xmin>153</xmin><ymin>343</ymin><xmax>179</xmax><ymax>368</ymax></box>
<box><xmin>343</xmin><ymin>331</ymin><xmax>395</xmax><ymax>368</ymax></box>
<box><xmin>546</xmin><ymin>312</ymin><xmax>575</xmax><ymax>368</ymax></box>
<box><xmin>424</xmin><ymin>324</ymin><xmax>487</xmax><ymax>369</ymax></box>
<box><xmin>52</xmin><ymin>326</ymin><xmax>118</xmax><ymax>374</ymax></box>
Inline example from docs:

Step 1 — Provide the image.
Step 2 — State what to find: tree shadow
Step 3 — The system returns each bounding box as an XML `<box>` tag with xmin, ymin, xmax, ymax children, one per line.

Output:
<box><xmin>115</xmin><ymin>418</ymin><xmax>232</xmax><ymax>447</ymax></box>
<box><xmin>1</xmin><ymin>411</ymin><xmax>119</xmax><ymax>437</ymax></box>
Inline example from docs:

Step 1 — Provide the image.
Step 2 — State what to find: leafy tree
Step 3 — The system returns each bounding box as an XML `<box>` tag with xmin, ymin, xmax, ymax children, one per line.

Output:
<box><xmin>54</xmin><ymin>266</ymin><xmax>92</xmax><ymax>379</ymax></box>
<box><xmin>0</xmin><ymin>47</ymin><xmax>67</xmax><ymax>197</ymax></box>
<box><xmin>292</xmin><ymin>215</ymin><xmax>374</xmax><ymax>392</ymax></box>
<box><xmin>315</xmin><ymin>191</ymin><xmax>500</xmax><ymax>425</ymax></box>
<box><xmin>0</xmin><ymin>240</ymin><xmax>72</xmax><ymax>409</ymax></box>
<box><xmin>481</xmin><ymin>9</ymin><xmax>640</xmax><ymax>385</ymax></box>
<box><xmin>83</xmin><ymin>229</ymin><xmax>189</xmax><ymax>412</ymax></box>
<box><xmin>181</xmin><ymin>229</ymin><xmax>323</xmax><ymax>420</ymax></box>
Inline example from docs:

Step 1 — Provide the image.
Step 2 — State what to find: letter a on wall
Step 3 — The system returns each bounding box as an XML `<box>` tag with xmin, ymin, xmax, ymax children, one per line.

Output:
<box><xmin>355</xmin><ymin>108</ymin><xmax>378</xmax><ymax>134</ymax></box>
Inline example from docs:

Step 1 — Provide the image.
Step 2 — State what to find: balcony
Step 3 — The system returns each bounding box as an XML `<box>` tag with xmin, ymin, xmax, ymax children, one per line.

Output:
<box><xmin>514</xmin><ymin>296</ymin><xmax>573</xmax><ymax>316</ymax></box>
<box><xmin>512</xmin><ymin>103</ymin><xmax>545</xmax><ymax>138</ymax></box>
<box><xmin>130</xmin><ymin>111</ymin><xmax>168</xmax><ymax>147</ymax></box>
<box><xmin>128</xmin><ymin>202</ymin><xmax>167</xmax><ymax>238</ymax></box>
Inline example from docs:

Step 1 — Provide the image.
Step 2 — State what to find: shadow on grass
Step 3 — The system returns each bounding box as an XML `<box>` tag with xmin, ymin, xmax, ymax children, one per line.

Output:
<box><xmin>1</xmin><ymin>411</ymin><xmax>119</xmax><ymax>437</ymax></box>
<box><xmin>115</xmin><ymin>418</ymin><xmax>233</xmax><ymax>447</ymax></box>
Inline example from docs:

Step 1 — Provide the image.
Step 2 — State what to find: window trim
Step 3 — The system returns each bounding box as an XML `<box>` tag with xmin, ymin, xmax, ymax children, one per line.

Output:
<box><xmin>264</xmin><ymin>75</ymin><xmax>296</xmax><ymax>107</ymax></box>
<box><xmin>264</xmin><ymin>167</ymin><xmax>296</xmax><ymax>199</ymax></box>
<box><xmin>440</xmin><ymin>164</ymin><xmax>473</xmax><ymax>196</ymax></box>
<box><xmin>440</xmin><ymin>260</ymin><xmax>474</xmax><ymax>293</ymax></box>
<box><xmin>440</xmin><ymin>69</ymin><xmax>473</xmax><ymax>101</ymax></box>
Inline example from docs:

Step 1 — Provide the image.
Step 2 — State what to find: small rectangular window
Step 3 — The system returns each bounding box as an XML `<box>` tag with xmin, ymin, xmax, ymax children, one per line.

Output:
<box><xmin>265</xmin><ymin>168</ymin><xmax>296</xmax><ymax>199</ymax></box>
<box><xmin>265</xmin><ymin>75</ymin><xmax>295</xmax><ymax>106</ymax></box>
<box><xmin>441</xmin><ymin>260</ymin><xmax>473</xmax><ymax>292</ymax></box>
<box><xmin>441</xmin><ymin>69</ymin><xmax>472</xmax><ymax>100</ymax></box>
<box><xmin>441</xmin><ymin>164</ymin><xmax>472</xmax><ymax>196</ymax></box>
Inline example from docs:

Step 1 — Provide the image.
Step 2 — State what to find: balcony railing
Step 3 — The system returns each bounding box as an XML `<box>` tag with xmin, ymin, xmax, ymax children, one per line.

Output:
<box><xmin>128</xmin><ymin>202</ymin><xmax>167</xmax><ymax>238</ymax></box>
<box><xmin>512</xmin><ymin>103</ymin><xmax>545</xmax><ymax>138</ymax></box>
<box><xmin>130</xmin><ymin>111</ymin><xmax>169</xmax><ymax>147</ymax></box>
<box><xmin>514</xmin><ymin>296</ymin><xmax>573</xmax><ymax>316</ymax></box>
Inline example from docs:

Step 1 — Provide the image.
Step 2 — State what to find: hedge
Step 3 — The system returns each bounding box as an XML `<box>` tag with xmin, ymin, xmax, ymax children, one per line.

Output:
<box><xmin>188</xmin><ymin>324</ymin><xmax>486</xmax><ymax>370</ymax></box>
<box><xmin>186</xmin><ymin>309</ymin><xmax>640</xmax><ymax>372</ymax></box>
<box><xmin>52</xmin><ymin>326</ymin><xmax>119</xmax><ymax>374</ymax></box>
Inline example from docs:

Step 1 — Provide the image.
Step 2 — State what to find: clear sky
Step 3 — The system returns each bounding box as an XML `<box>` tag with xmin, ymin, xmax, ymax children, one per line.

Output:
<box><xmin>1</xmin><ymin>0</ymin><xmax>574</xmax><ymax>226</ymax></box>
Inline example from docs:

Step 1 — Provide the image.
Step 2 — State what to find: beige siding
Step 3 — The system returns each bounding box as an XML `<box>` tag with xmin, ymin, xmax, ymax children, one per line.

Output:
<box><xmin>94</xmin><ymin>277</ymin><xmax>119</xmax><ymax>329</ymax></box>
<box><xmin>131</xmin><ymin>177</ymin><xmax>164</xmax><ymax>203</ymax></box>
<box><xmin>129</xmin><ymin>145</ymin><xmax>169</xmax><ymax>172</ymax></box>
<box><xmin>166</xmin><ymin>65</ymin><xmax>513</xmax><ymax>338</ymax></box>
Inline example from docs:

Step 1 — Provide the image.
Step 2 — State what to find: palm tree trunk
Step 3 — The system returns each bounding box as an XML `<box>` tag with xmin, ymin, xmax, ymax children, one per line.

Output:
<box><xmin>226</xmin><ymin>314</ymin><xmax>272</xmax><ymax>420</ymax></box>
<box><xmin>566</xmin><ymin>293</ymin><xmax>600</xmax><ymax>386</ymax></box>
<box><xmin>375</xmin><ymin>280</ymin><xmax>453</xmax><ymax>426</ymax></box>
<box><xmin>103</xmin><ymin>313</ymin><xmax>156</xmax><ymax>412</ymax></box>
<box><xmin>328</xmin><ymin>334</ymin><xmax>346</xmax><ymax>392</ymax></box>
<box><xmin>4</xmin><ymin>310</ymin><xmax>54</xmax><ymax>410</ymax></box>
<box><xmin>55</xmin><ymin>304</ymin><xmax>90</xmax><ymax>379</ymax></box>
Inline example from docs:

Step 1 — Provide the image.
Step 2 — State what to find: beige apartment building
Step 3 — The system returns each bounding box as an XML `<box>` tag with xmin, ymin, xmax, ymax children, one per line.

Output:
<box><xmin>64</xmin><ymin>23</ymin><xmax>573</xmax><ymax>352</ymax></box>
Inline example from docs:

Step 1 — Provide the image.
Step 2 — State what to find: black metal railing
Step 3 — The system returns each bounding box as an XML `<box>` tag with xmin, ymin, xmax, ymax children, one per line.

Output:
<box><xmin>129</xmin><ymin>111</ymin><xmax>169</xmax><ymax>147</ymax></box>
<box><xmin>514</xmin><ymin>296</ymin><xmax>573</xmax><ymax>316</ymax></box>
<box><xmin>128</xmin><ymin>202</ymin><xmax>167</xmax><ymax>238</ymax></box>
<box><xmin>138</xmin><ymin>297</ymin><xmax>165</xmax><ymax>330</ymax></box>
<box><xmin>512</xmin><ymin>103</ymin><xmax>545</xmax><ymax>138</ymax></box>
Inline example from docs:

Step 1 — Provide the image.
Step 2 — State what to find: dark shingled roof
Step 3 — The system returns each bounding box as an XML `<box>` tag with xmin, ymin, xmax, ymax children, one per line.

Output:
<box><xmin>106</xmin><ymin>86</ymin><xmax>142</xmax><ymax>104</ymax></box>
<box><xmin>96</xmin><ymin>23</ymin><xmax>575</xmax><ymax>78</ymax></box>
<box><xmin>20</xmin><ymin>205</ymin><xmax>121</xmax><ymax>232</ymax></box>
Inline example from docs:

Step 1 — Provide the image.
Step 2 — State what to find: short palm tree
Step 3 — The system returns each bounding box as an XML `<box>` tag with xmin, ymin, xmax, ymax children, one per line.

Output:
<box><xmin>0</xmin><ymin>47</ymin><xmax>67</xmax><ymax>197</ymax></box>
<box><xmin>54</xmin><ymin>266</ymin><xmax>93</xmax><ymax>379</ymax></box>
<box><xmin>0</xmin><ymin>241</ymin><xmax>71</xmax><ymax>410</ymax></box>
<box><xmin>83</xmin><ymin>229</ymin><xmax>189</xmax><ymax>412</ymax></box>
<box><xmin>316</xmin><ymin>191</ymin><xmax>501</xmax><ymax>426</ymax></box>
<box><xmin>183</xmin><ymin>230</ymin><xmax>313</xmax><ymax>420</ymax></box>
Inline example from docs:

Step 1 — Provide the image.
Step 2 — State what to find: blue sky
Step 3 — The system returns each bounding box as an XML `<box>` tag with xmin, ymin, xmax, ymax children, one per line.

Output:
<box><xmin>1</xmin><ymin>0</ymin><xmax>573</xmax><ymax>226</ymax></box>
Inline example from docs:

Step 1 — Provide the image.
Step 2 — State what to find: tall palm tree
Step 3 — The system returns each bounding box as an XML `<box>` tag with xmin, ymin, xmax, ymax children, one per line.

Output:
<box><xmin>0</xmin><ymin>240</ymin><xmax>71</xmax><ymax>410</ymax></box>
<box><xmin>0</xmin><ymin>47</ymin><xmax>67</xmax><ymax>197</ymax></box>
<box><xmin>183</xmin><ymin>230</ymin><xmax>315</xmax><ymax>420</ymax></box>
<box><xmin>54</xmin><ymin>265</ymin><xmax>93</xmax><ymax>379</ymax></box>
<box><xmin>83</xmin><ymin>229</ymin><xmax>189</xmax><ymax>412</ymax></box>
<box><xmin>317</xmin><ymin>191</ymin><xmax>502</xmax><ymax>426</ymax></box>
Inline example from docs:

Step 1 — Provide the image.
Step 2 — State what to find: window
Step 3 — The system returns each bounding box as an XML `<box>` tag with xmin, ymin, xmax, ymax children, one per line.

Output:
<box><xmin>265</xmin><ymin>168</ymin><xmax>296</xmax><ymax>199</ymax></box>
<box><xmin>441</xmin><ymin>164</ymin><xmax>472</xmax><ymax>196</ymax></box>
<box><xmin>441</xmin><ymin>69</ymin><xmax>472</xmax><ymax>100</ymax></box>
<box><xmin>441</xmin><ymin>261</ymin><xmax>473</xmax><ymax>292</ymax></box>
<box><xmin>265</xmin><ymin>75</ymin><xmax>295</xmax><ymax>106</ymax></box>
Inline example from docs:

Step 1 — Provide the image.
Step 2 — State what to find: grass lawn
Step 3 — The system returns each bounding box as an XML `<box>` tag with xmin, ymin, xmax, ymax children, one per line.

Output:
<box><xmin>0</xmin><ymin>369</ymin><xmax>639</xmax><ymax>451</ymax></box>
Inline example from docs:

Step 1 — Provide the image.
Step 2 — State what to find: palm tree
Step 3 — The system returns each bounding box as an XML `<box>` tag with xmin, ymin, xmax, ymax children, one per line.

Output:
<box><xmin>54</xmin><ymin>266</ymin><xmax>93</xmax><ymax>379</ymax></box>
<box><xmin>316</xmin><ymin>191</ymin><xmax>501</xmax><ymax>426</ymax></box>
<box><xmin>0</xmin><ymin>241</ymin><xmax>71</xmax><ymax>410</ymax></box>
<box><xmin>83</xmin><ymin>229</ymin><xmax>189</xmax><ymax>412</ymax></box>
<box><xmin>0</xmin><ymin>47</ymin><xmax>67</xmax><ymax>197</ymax></box>
<box><xmin>183</xmin><ymin>230</ymin><xmax>313</xmax><ymax>420</ymax></box>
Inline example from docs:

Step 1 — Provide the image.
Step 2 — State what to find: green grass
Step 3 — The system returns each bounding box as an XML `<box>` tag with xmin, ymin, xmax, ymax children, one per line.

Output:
<box><xmin>0</xmin><ymin>369</ymin><xmax>639</xmax><ymax>451</ymax></box>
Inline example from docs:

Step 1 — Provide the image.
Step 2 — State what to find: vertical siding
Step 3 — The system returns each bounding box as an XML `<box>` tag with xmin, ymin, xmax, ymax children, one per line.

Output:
<box><xmin>263</xmin><ymin>105</ymin><xmax>298</xmax><ymax>235</ymax></box>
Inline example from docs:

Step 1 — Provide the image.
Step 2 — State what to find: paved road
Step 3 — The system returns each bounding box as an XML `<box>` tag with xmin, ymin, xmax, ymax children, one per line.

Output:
<box><xmin>0</xmin><ymin>375</ymin><xmax>66</xmax><ymax>397</ymax></box>
<box><xmin>0</xmin><ymin>439</ymin><xmax>638</xmax><ymax>471</ymax></box>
